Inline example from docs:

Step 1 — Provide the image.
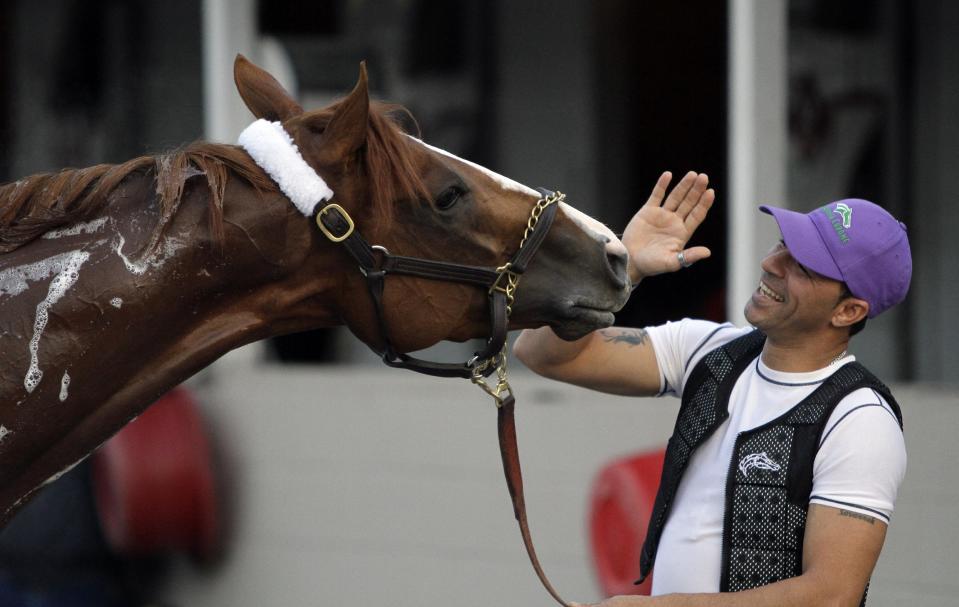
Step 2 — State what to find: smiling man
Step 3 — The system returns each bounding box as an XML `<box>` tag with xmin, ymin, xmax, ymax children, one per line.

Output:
<box><xmin>514</xmin><ymin>172</ymin><xmax>912</xmax><ymax>606</ymax></box>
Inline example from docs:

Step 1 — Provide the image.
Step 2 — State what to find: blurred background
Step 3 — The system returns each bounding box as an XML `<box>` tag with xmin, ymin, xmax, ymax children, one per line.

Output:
<box><xmin>0</xmin><ymin>0</ymin><xmax>956</xmax><ymax>606</ymax></box>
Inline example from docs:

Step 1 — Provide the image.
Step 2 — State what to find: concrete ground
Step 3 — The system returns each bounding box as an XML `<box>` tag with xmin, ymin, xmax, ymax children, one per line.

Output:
<box><xmin>155</xmin><ymin>348</ymin><xmax>959</xmax><ymax>607</ymax></box>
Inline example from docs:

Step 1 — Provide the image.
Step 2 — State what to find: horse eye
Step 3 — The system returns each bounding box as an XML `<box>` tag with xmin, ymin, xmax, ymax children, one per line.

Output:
<box><xmin>435</xmin><ymin>186</ymin><xmax>465</xmax><ymax>211</ymax></box>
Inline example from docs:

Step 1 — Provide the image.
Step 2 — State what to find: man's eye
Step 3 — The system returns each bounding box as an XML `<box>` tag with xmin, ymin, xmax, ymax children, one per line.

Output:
<box><xmin>796</xmin><ymin>261</ymin><xmax>812</xmax><ymax>277</ymax></box>
<box><xmin>779</xmin><ymin>240</ymin><xmax>812</xmax><ymax>276</ymax></box>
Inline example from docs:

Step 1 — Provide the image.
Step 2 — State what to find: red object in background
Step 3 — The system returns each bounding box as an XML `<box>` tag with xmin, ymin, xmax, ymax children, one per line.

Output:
<box><xmin>92</xmin><ymin>386</ymin><xmax>220</xmax><ymax>560</ymax></box>
<box><xmin>589</xmin><ymin>449</ymin><xmax>666</xmax><ymax>597</ymax></box>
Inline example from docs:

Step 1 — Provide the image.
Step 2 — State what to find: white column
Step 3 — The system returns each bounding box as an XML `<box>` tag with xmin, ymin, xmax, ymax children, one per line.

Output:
<box><xmin>201</xmin><ymin>0</ymin><xmax>262</xmax><ymax>367</ymax></box>
<box><xmin>727</xmin><ymin>0</ymin><xmax>788</xmax><ymax>324</ymax></box>
<box><xmin>202</xmin><ymin>0</ymin><xmax>258</xmax><ymax>143</ymax></box>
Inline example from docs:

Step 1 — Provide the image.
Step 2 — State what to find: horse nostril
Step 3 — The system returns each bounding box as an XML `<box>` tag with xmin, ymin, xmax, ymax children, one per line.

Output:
<box><xmin>605</xmin><ymin>245</ymin><xmax>629</xmax><ymax>289</ymax></box>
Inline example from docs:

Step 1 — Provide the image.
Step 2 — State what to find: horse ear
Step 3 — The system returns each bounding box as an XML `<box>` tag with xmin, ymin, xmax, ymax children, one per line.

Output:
<box><xmin>307</xmin><ymin>62</ymin><xmax>370</xmax><ymax>163</ymax></box>
<box><xmin>233</xmin><ymin>54</ymin><xmax>303</xmax><ymax>121</ymax></box>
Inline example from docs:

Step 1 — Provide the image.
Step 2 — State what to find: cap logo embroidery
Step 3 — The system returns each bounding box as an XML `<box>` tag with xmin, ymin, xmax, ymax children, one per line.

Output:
<box><xmin>738</xmin><ymin>452</ymin><xmax>781</xmax><ymax>478</ymax></box>
<box><xmin>821</xmin><ymin>205</ymin><xmax>851</xmax><ymax>245</ymax></box>
<box><xmin>833</xmin><ymin>202</ymin><xmax>853</xmax><ymax>229</ymax></box>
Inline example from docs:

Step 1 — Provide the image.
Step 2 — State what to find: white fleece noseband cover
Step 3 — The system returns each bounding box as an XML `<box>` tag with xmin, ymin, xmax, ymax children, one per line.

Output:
<box><xmin>238</xmin><ymin>119</ymin><xmax>334</xmax><ymax>217</ymax></box>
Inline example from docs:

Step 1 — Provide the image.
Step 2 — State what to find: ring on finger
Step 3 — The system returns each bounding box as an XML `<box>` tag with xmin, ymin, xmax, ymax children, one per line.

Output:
<box><xmin>678</xmin><ymin>251</ymin><xmax>692</xmax><ymax>268</ymax></box>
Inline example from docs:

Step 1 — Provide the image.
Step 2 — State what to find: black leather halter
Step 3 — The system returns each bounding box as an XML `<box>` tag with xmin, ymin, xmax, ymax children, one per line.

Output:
<box><xmin>314</xmin><ymin>188</ymin><xmax>573</xmax><ymax>607</ymax></box>
<box><xmin>314</xmin><ymin>188</ymin><xmax>561</xmax><ymax>379</ymax></box>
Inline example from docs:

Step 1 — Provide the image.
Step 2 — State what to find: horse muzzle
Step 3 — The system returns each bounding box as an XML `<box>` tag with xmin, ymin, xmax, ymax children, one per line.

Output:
<box><xmin>512</xmin><ymin>228</ymin><xmax>631</xmax><ymax>340</ymax></box>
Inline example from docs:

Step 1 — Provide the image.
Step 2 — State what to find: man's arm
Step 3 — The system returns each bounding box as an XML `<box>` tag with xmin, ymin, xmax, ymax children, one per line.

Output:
<box><xmin>513</xmin><ymin>325</ymin><xmax>661</xmax><ymax>396</ymax></box>
<box><xmin>514</xmin><ymin>170</ymin><xmax>714</xmax><ymax>396</ymax></box>
<box><xmin>581</xmin><ymin>504</ymin><xmax>887</xmax><ymax>607</ymax></box>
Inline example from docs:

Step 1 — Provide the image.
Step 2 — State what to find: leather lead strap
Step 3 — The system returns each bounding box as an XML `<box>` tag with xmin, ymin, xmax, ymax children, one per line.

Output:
<box><xmin>498</xmin><ymin>396</ymin><xmax>571</xmax><ymax>607</ymax></box>
<box><xmin>317</xmin><ymin>193</ymin><xmax>570</xmax><ymax>604</ymax></box>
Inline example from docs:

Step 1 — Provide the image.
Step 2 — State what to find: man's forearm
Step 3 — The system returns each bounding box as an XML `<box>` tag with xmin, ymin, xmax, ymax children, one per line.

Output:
<box><xmin>513</xmin><ymin>326</ymin><xmax>594</xmax><ymax>375</ymax></box>
<box><xmin>653</xmin><ymin>582</ymin><xmax>821</xmax><ymax>607</ymax></box>
<box><xmin>595</xmin><ymin>572</ymin><xmax>850</xmax><ymax>607</ymax></box>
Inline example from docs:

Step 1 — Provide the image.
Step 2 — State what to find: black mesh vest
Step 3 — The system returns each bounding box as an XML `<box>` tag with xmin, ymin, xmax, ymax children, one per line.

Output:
<box><xmin>637</xmin><ymin>330</ymin><xmax>903</xmax><ymax>603</ymax></box>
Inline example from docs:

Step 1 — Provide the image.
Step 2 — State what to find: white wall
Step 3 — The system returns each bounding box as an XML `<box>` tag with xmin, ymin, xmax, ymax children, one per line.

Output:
<box><xmin>156</xmin><ymin>363</ymin><xmax>958</xmax><ymax>606</ymax></box>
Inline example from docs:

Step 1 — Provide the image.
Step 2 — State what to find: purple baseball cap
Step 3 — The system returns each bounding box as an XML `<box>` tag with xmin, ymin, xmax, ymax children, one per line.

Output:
<box><xmin>759</xmin><ymin>199</ymin><xmax>912</xmax><ymax>318</ymax></box>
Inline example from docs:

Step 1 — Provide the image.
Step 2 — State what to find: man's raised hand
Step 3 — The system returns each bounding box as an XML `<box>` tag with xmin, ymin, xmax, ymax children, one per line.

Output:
<box><xmin>622</xmin><ymin>171</ymin><xmax>715</xmax><ymax>285</ymax></box>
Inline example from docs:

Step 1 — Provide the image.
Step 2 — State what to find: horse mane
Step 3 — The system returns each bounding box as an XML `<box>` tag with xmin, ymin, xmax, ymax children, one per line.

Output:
<box><xmin>0</xmin><ymin>101</ymin><xmax>428</xmax><ymax>254</ymax></box>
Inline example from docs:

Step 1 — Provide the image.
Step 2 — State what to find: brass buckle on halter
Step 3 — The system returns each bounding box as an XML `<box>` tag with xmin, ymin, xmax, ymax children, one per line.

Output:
<box><xmin>490</xmin><ymin>263</ymin><xmax>518</xmax><ymax>295</ymax></box>
<box><xmin>316</xmin><ymin>203</ymin><xmax>355</xmax><ymax>243</ymax></box>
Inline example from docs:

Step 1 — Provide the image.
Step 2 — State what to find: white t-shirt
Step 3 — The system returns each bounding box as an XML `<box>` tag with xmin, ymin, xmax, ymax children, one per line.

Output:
<box><xmin>645</xmin><ymin>319</ymin><xmax>906</xmax><ymax>596</ymax></box>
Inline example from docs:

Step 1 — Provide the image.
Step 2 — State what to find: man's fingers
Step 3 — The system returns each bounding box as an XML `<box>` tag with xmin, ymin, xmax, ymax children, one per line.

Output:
<box><xmin>642</xmin><ymin>171</ymin><xmax>673</xmax><ymax>209</ymax></box>
<box><xmin>677</xmin><ymin>246</ymin><xmax>712</xmax><ymax>269</ymax></box>
<box><xmin>685</xmin><ymin>246</ymin><xmax>712</xmax><ymax>264</ymax></box>
<box><xmin>684</xmin><ymin>187</ymin><xmax>715</xmax><ymax>232</ymax></box>
<box><xmin>675</xmin><ymin>173</ymin><xmax>709</xmax><ymax>219</ymax></box>
<box><xmin>662</xmin><ymin>170</ymin><xmax>698</xmax><ymax>211</ymax></box>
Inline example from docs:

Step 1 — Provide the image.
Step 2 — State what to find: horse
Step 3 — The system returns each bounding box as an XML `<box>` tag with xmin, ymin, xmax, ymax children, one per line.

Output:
<box><xmin>0</xmin><ymin>55</ymin><xmax>630</xmax><ymax>528</ymax></box>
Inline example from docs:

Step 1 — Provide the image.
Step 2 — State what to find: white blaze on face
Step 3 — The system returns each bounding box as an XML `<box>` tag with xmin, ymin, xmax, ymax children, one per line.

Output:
<box><xmin>414</xmin><ymin>138</ymin><xmax>541</xmax><ymax>198</ymax></box>
<box><xmin>558</xmin><ymin>202</ymin><xmax>624</xmax><ymax>250</ymax></box>
<box><xmin>414</xmin><ymin>137</ymin><xmax>627</xmax><ymax>251</ymax></box>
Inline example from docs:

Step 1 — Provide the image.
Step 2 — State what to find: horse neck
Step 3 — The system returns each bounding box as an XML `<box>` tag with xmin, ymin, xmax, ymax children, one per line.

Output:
<box><xmin>88</xmin><ymin>170</ymin><xmax>351</xmax><ymax>376</ymax></box>
<box><xmin>0</xmin><ymin>168</ymin><xmax>351</xmax><ymax>516</ymax></box>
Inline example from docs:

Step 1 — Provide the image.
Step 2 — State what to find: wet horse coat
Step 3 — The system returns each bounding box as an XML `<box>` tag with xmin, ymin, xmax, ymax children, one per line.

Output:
<box><xmin>0</xmin><ymin>56</ymin><xmax>630</xmax><ymax>523</ymax></box>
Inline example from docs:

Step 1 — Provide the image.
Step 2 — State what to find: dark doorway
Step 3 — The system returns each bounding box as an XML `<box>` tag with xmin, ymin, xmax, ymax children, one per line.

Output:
<box><xmin>592</xmin><ymin>1</ymin><xmax>729</xmax><ymax>326</ymax></box>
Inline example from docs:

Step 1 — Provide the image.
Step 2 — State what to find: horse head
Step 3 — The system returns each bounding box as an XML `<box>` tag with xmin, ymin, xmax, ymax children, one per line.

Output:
<box><xmin>233</xmin><ymin>56</ymin><xmax>630</xmax><ymax>353</ymax></box>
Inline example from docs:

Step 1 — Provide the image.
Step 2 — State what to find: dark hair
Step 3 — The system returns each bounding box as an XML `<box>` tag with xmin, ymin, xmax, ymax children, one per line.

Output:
<box><xmin>838</xmin><ymin>284</ymin><xmax>867</xmax><ymax>336</ymax></box>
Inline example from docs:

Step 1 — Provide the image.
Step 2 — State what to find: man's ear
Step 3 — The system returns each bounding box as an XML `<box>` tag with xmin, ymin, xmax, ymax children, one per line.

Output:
<box><xmin>302</xmin><ymin>61</ymin><xmax>369</xmax><ymax>164</ymax></box>
<box><xmin>234</xmin><ymin>54</ymin><xmax>303</xmax><ymax>121</ymax></box>
<box><xmin>832</xmin><ymin>295</ymin><xmax>869</xmax><ymax>329</ymax></box>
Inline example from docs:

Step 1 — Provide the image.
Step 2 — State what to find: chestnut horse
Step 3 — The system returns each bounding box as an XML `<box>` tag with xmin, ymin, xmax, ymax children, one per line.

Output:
<box><xmin>0</xmin><ymin>56</ymin><xmax>629</xmax><ymax>526</ymax></box>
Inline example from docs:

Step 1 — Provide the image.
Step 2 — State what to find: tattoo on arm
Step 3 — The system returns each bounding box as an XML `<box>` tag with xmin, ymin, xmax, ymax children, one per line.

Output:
<box><xmin>600</xmin><ymin>328</ymin><xmax>649</xmax><ymax>347</ymax></box>
<box><xmin>839</xmin><ymin>509</ymin><xmax>876</xmax><ymax>525</ymax></box>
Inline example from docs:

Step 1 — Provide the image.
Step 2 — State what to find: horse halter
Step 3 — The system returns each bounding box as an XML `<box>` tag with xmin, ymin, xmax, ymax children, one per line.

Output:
<box><xmin>316</xmin><ymin>191</ymin><xmax>572</xmax><ymax>607</ymax></box>
<box><xmin>238</xmin><ymin>118</ymin><xmax>571</xmax><ymax>606</ymax></box>
<box><xmin>315</xmin><ymin>189</ymin><xmax>561</xmax><ymax>392</ymax></box>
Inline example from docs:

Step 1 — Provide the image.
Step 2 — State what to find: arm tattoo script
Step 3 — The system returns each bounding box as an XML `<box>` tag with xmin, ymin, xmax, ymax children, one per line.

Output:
<box><xmin>839</xmin><ymin>509</ymin><xmax>876</xmax><ymax>525</ymax></box>
<box><xmin>600</xmin><ymin>328</ymin><xmax>649</xmax><ymax>347</ymax></box>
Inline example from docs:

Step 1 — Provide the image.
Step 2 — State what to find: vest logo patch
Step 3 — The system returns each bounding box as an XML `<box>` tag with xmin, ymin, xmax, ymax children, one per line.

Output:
<box><xmin>738</xmin><ymin>452</ymin><xmax>781</xmax><ymax>477</ymax></box>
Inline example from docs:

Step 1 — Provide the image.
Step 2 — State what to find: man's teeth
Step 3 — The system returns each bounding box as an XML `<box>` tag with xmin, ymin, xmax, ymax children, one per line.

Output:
<box><xmin>758</xmin><ymin>281</ymin><xmax>784</xmax><ymax>302</ymax></box>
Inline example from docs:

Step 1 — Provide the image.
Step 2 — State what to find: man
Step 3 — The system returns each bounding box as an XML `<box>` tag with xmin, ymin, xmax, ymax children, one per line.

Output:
<box><xmin>514</xmin><ymin>171</ymin><xmax>911</xmax><ymax>606</ymax></box>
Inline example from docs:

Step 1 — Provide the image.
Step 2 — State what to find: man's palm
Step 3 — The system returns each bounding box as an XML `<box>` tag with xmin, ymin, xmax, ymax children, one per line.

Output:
<box><xmin>623</xmin><ymin>171</ymin><xmax>715</xmax><ymax>282</ymax></box>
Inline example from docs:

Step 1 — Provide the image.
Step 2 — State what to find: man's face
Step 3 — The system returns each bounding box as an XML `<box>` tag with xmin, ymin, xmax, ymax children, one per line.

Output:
<box><xmin>744</xmin><ymin>239</ymin><xmax>845</xmax><ymax>336</ymax></box>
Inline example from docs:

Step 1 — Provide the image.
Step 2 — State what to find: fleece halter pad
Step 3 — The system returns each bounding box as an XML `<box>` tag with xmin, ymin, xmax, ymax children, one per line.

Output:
<box><xmin>238</xmin><ymin>118</ymin><xmax>334</xmax><ymax>216</ymax></box>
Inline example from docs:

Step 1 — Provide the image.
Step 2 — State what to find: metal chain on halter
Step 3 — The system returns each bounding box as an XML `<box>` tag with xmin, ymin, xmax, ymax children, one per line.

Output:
<box><xmin>471</xmin><ymin>191</ymin><xmax>565</xmax><ymax>406</ymax></box>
